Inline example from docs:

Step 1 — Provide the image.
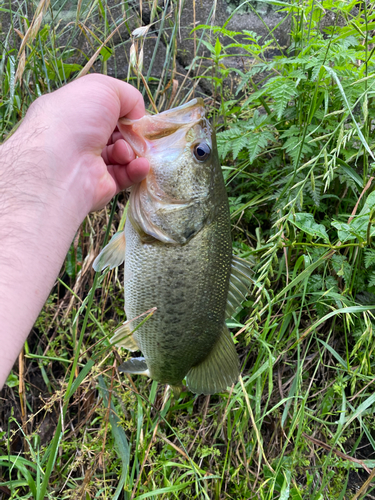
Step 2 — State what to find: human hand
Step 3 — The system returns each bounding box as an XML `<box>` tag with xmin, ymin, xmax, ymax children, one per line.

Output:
<box><xmin>10</xmin><ymin>73</ymin><xmax>149</xmax><ymax>214</ymax></box>
<box><xmin>101</xmin><ymin>126</ymin><xmax>150</xmax><ymax>206</ymax></box>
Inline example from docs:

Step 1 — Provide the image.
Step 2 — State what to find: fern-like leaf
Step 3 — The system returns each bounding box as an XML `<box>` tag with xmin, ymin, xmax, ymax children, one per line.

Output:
<box><xmin>266</xmin><ymin>77</ymin><xmax>298</xmax><ymax>119</ymax></box>
<box><xmin>364</xmin><ymin>249</ymin><xmax>375</xmax><ymax>269</ymax></box>
<box><xmin>217</xmin><ymin>116</ymin><xmax>274</xmax><ymax>162</ymax></box>
<box><xmin>282</xmin><ymin>135</ymin><xmax>313</xmax><ymax>166</ymax></box>
<box><xmin>246</xmin><ymin>131</ymin><xmax>273</xmax><ymax>164</ymax></box>
<box><xmin>306</xmin><ymin>174</ymin><xmax>323</xmax><ymax>207</ymax></box>
<box><xmin>232</xmin><ymin>135</ymin><xmax>249</xmax><ymax>160</ymax></box>
<box><xmin>368</xmin><ymin>271</ymin><xmax>375</xmax><ymax>287</ymax></box>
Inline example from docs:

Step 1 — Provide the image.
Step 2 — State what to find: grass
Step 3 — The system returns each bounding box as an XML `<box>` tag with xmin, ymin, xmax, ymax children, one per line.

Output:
<box><xmin>2</xmin><ymin>0</ymin><xmax>375</xmax><ymax>498</ymax></box>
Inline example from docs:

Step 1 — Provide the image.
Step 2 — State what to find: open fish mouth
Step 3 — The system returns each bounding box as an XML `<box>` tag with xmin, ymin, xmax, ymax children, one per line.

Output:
<box><xmin>119</xmin><ymin>98</ymin><xmax>206</xmax><ymax>133</ymax></box>
<box><xmin>118</xmin><ymin>98</ymin><xmax>211</xmax><ymax>160</ymax></box>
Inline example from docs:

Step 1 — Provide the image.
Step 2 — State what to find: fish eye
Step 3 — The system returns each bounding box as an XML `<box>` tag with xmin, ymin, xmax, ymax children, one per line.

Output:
<box><xmin>193</xmin><ymin>143</ymin><xmax>211</xmax><ymax>162</ymax></box>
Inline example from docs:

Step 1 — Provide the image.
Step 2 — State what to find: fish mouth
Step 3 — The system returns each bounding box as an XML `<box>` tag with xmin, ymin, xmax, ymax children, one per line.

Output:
<box><xmin>117</xmin><ymin>98</ymin><xmax>209</xmax><ymax>158</ymax></box>
<box><xmin>142</xmin><ymin>98</ymin><xmax>207</xmax><ymax>141</ymax></box>
<box><xmin>119</xmin><ymin>98</ymin><xmax>206</xmax><ymax>129</ymax></box>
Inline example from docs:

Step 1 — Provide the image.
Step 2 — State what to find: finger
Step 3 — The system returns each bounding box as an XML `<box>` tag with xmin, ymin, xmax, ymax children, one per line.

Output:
<box><xmin>109</xmin><ymin>157</ymin><xmax>150</xmax><ymax>192</ymax></box>
<box><xmin>102</xmin><ymin>139</ymin><xmax>135</xmax><ymax>165</ymax></box>
<box><xmin>106</xmin><ymin>130</ymin><xmax>122</xmax><ymax>146</ymax></box>
<box><xmin>107</xmin><ymin>76</ymin><xmax>146</xmax><ymax>119</ymax></box>
<box><xmin>125</xmin><ymin>157</ymin><xmax>150</xmax><ymax>184</ymax></box>
<box><xmin>72</xmin><ymin>74</ymin><xmax>146</xmax><ymax>121</ymax></box>
<box><xmin>111</xmin><ymin>131</ymin><xmax>123</xmax><ymax>143</ymax></box>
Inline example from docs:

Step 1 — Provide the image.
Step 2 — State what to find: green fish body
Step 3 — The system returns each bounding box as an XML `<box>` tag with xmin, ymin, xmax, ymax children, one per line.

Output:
<box><xmin>94</xmin><ymin>99</ymin><xmax>252</xmax><ymax>395</ymax></box>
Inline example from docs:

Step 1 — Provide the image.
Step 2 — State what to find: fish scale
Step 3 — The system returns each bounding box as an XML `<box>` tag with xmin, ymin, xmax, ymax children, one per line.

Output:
<box><xmin>124</xmin><ymin>200</ymin><xmax>232</xmax><ymax>386</ymax></box>
<box><xmin>93</xmin><ymin>98</ymin><xmax>253</xmax><ymax>395</ymax></box>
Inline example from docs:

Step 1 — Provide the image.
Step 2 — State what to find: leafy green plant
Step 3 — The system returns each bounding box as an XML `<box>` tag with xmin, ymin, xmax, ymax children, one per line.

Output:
<box><xmin>3</xmin><ymin>0</ymin><xmax>375</xmax><ymax>498</ymax></box>
<box><xmin>195</xmin><ymin>0</ymin><xmax>375</xmax><ymax>497</ymax></box>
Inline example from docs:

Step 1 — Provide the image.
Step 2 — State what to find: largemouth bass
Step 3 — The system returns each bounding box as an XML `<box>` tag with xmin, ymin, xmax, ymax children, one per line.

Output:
<box><xmin>93</xmin><ymin>98</ymin><xmax>252</xmax><ymax>395</ymax></box>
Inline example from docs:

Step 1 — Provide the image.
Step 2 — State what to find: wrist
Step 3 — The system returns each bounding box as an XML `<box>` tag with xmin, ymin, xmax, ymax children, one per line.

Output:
<box><xmin>2</xmin><ymin>113</ymin><xmax>94</xmax><ymax>222</ymax></box>
<box><xmin>0</xmin><ymin>130</ymin><xmax>87</xmax><ymax>390</ymax></box>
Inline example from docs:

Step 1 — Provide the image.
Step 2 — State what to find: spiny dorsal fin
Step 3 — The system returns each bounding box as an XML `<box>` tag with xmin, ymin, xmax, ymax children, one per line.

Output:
<box><xmin>110</xmin><ymin>323</ymin><xmax>139</xmax><ymax>352</ymax></box>
<box><xmin>226</xmin><ymin>255</ymin><xmax>254</xmax><ymax>318</ymax></box>
<box><xmin>93</xmin><ymin>231</ymin><xmax>126</xmax><ymax>272</ymax></box>
<box><xmin>186</xmin><ymin>325</ymin><xmax>239</xmax><ymax>395</ymax></box>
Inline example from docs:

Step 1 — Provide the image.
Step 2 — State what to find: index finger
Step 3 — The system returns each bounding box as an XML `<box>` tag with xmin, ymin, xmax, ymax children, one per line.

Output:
<box><xmin>107</xmin><ymin>76</ymin><xmax>146</xmax><ymax>120</ymax></box>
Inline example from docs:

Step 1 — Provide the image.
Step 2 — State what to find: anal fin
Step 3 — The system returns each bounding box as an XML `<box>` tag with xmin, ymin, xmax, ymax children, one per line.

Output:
<box><xmin>110</xmin><ymin>323</ymin><xmax>139</xmax><ymax>352</ymax></box>
<box><xmin>118</xmin><ymin>357</ymin><xmax>150</xmax><ymax>376</ymax></box>
<box><xmin>93</xmin><ymin>231</ymin><xmax>126</xmax><ymax>272</ymax></box>
<box><xmin>186</xmin><ymin>325</ymin><xmax>239</xmax><ymax>395</ymax></box>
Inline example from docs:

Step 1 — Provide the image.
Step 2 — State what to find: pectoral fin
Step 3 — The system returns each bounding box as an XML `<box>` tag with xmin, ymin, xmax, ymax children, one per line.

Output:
<box><xmin>93</xmin><ymin>231</ymin><xmax>126</xmax><ymax>272</ymax></box>
<box><xmin>118</xmin><ymin>357</ymin><xmax>150</xmax><ymax>376</ymax></box>
<box><xmin>110</xmin><ymin>323</ymin><xmax>139</xmax><ymax>352</ymax></box>
<box><xmin>226</xmin><ymin>255</ymin><xmax>254</xmax><ymax>318</ymax></box>
<box><xmin>186</xmin><ymin>325</ymin><xmax>239</xmax><ymax>395</ymax></box>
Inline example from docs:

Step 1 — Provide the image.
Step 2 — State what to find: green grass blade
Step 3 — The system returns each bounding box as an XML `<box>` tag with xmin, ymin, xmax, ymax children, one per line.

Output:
<box><xmin>324</xmin><ymin>64</ymin><xmax>375</xmax><ymax>162</ymax></box>
<box><xmin>98</xmin><ymin>375</ymin><xmax>130</xmax><ymax>500</ymax></box>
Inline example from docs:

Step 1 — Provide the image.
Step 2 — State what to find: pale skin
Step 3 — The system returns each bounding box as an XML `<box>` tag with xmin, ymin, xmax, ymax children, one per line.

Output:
<box><xmin>0</xmin><ymin>74</ymin><xmax>150</xmax><ymax>390</ymax></box>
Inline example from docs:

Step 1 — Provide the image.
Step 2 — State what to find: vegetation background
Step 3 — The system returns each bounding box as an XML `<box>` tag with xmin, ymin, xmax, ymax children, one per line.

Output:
<box><xmin>1</xmin><ymin>0</ymin><xmax>375</xmax><ymax>498</ymax></box>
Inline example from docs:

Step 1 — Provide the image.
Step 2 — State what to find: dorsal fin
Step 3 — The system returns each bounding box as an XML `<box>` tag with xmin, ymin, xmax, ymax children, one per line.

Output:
<box><xmin>226</xmin><ymin>255</ymin><xmax>254</xmax><ymax>318</ymax></box>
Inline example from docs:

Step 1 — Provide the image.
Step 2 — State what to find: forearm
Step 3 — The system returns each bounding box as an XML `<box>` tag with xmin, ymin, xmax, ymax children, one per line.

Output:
<box><xmin>0</xmin><ymin>132</ymin><xmax>84</xmax><ymax>389</ymax></box>
<box><xmin>0</xmin><ymin>74</ymin><xmax>149</xmax><ymax>390</ymax></box>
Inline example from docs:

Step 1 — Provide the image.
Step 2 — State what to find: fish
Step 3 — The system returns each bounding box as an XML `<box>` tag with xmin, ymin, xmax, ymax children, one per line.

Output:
<box><xmin>93</xmin><ymin>98</ymin><xmax>253</xmax><ymax>396</ymax></box>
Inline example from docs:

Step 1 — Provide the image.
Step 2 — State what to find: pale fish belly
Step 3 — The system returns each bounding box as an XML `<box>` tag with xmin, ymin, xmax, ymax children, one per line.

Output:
<box><xmin>124</xmin><ymin>207</ymin><xmax>232</xmax><ymax>386</ymax></box>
